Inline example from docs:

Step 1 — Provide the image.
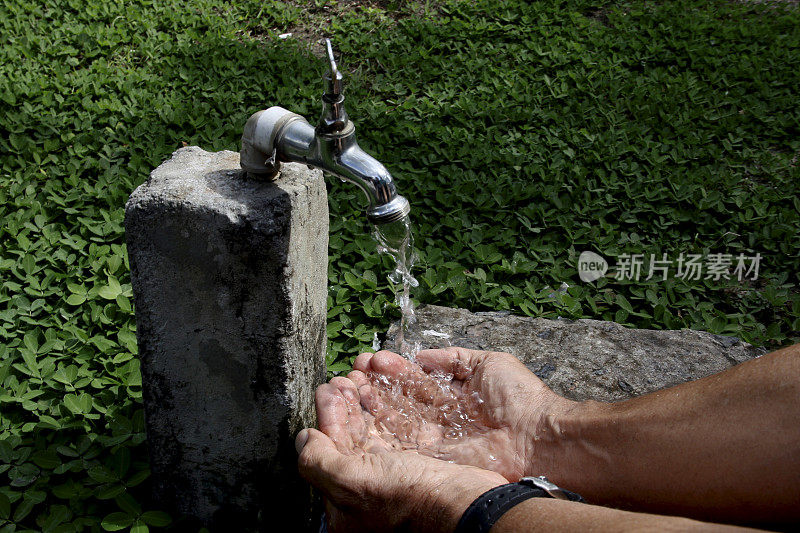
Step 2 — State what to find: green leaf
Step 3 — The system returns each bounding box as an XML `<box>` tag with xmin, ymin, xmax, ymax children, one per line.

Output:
<box><xmin>616</xmin><ymin>294</ymin><xmax>634</xmax><ymax>313</ymax></box>
<box><xmin>80</xmin><ymin>392</ymin><xmax>93</xmax><ymax>413</ymax></box>
<box><xmin>88</xmin><ymin>466</ymin><xmax>118</xmax><ymax>483</ymax></box>
<box><xmin>0</xmin><ymin>493</ymin><xmax>10</xmax><ymax>520</ymax></box>
<box><xmin>21</xmin><ymin>255</ymin><xmax>38</xmax><ymax>275</ymax></box>
<box><xmin>126</xmin><ymin>468</ymin><xmax>151</xmax><ymax>487</ymax></box>
<box><xmin>20</xmin><ymin>349</ymin><xmax>41</xmax><ymax>378</ymax></box>
<box><xmin>327</xmin><ymin>362</ymin><xmax>351</xmax><ymax>373</ymax></box>
<box><xmin>32</xmin><ymin>449</ymin><xmax>60</xmax><ymax>469</ymax></box>
<box><xmin>41</xmin><ymin>504</ymin><xmax>71</xmax><ymax>531</ymax></box>
<box><xmin>116</xmin><ymin>294</ymin><xmax>132</xmax><ymax>312</ymax></box>
<box><xmin>13</xmin><ymin>497</ymin><xmax>35</xmax><ymax>522</ymax></box>
<box><xmin>110</xmin><ymin>448</ymin><xmax>131</xmax><ymax>478</ymax></box>
<box><xmin>118</xmin><ymin>329</ymin><xmax>138</xmax><ymax>354</ymax></box>
<box><xmin>64</xmin><ymin>394</ymin><xmax>85</xmax><ymax>415</ymax></box>
<box><xmin>66</xmin><ymin>293</ymin><xmax>87</xmax><ymax>305</ymax></box>
<box><xmin>115</xmin><ymin>493</ymin><xmax>141</xmax><ymax>515</ymax></box>
<box><xmin>126</xmin><ymin>368</ymin><xmax>142</xmax><ymax>387</ymax></box>
<box><xmin>96</xmin><ymin>484</ymin><xmax>126</xmax><ymax>500</ymax></box>
<box><xmin>38</xmin><ymin>415</ymin><xmax>61</xmax><ymax>429</ymax></box>
<box><xmin>67</xmin><ymin>283</ymin><xmax>86</xmax><ymax>294</ymax></box>
<box><xmin>23</xmin><ymin>331</ymin><xmax>39</xmax><ymax>353</ymax></box>
<box><xmin>107</xmin><ymin>254</ymin><xmax>123</xmax><ymax>273</ymax></box>
<box><xmin>140</xmin><ymin>511</ymin><xmax>171</xmax><ymax>527</ymax></box>
<box><xmin>130</xmin><ymin>521</ymin><xmax>149</xmax><ymax>533</ymax></box>
<box><xmin>52</xmin><ymin>479</ymin><xmax>85</xmax><ymax>499</ymax></box>
<box><xmin>97</xmin><ymin>286</ymin><xmax>121</xmax><ymax>300</ymax></box>
<box><xmin>97</xmin><ymin>277</ymin><xmax>123</xmax><ymax>300</ymax></box>
<box><xmin>101</xmin><ymin>512</ymin><xmax>133</xmax><ymax>531</ymax></box>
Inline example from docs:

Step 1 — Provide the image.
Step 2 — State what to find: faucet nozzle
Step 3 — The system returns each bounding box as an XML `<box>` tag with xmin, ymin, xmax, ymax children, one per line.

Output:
<box><xmin>368</xmin><ymin>195</ymin><xmax>411</xmax><ymax>224</ymax></box>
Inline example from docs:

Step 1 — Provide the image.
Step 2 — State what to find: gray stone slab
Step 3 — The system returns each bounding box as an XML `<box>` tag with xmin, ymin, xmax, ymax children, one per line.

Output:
<box><xmin>125</xmin><ymin>147</ymin><xmax>327</xmax><ymax>531</ymax></box>
<box><xmin>383</xmin><ymin>305</ymin><xmax>765</xmax><ymax>402</ymax></box>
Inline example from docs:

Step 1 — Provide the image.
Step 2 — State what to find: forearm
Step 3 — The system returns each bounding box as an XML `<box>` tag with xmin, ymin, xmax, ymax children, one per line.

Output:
<box><xmin>492</xmin><ymin>497</ymin><xmax>759</xmax><ymax>532</ymax></box>
<box><xmin>537</xmin><ymin>345</ymin><xmax>800</xmax><ymax>524</ymax></box>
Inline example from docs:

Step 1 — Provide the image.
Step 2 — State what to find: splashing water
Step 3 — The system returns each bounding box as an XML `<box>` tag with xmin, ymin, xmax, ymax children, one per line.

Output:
<box><xmin>372</xmin><ymin>215</ymin><xmax>420</xmax><ymax>359</ymax></box>
<box><xmin>355</xmin><ymin>369</ymin><xmax>523</xmax><ymax>479</ymax></box>
<box><xmin>368</xmin><ymin>370</ymin><xmax>481</xmax><ymax>440</ymax></box>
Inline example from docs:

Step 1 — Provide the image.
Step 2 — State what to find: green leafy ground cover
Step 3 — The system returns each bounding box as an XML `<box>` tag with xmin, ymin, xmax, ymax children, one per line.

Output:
<box><xmin>1</xmin><ymin>0</ymin><xmax>798</xmax><ymax>530</ymax></box>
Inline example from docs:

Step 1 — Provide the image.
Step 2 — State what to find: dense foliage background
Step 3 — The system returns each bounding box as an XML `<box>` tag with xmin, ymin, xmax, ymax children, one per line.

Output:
<box><xmin>1</xmin><ymin>0</ymin><xmax>798</xmax><ymax>530</ymax></box>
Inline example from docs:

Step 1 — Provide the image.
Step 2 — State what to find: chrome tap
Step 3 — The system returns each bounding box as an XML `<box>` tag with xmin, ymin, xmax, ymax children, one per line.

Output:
<box><xmin>240</xmin><ymin>39</ymin><xmax>410</xmax><ymax>224</ymax></box>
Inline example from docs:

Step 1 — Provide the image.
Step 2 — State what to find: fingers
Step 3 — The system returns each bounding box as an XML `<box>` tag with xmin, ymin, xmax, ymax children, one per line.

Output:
<box><xmin>353</xmin><ymin>352</ymin><xmax>471</xmax><ymax>440</ymax></box>
<box><xmin>330</xmin><ymin>376</ymin><xmax>371</xmax><ymax>446</ymax></box>
<box><xmin>353</xmin><ymin>350</ymin><xmax>419</xmax><ymax>381</ymax></box>
<box><xmin>330</xmin><ymin>376</ymin><xmax>361</xmax><ymax>409</ymax></box>
<box><xmin>349</xmin><ymin>368</ymin><xmax>423</xmax><ymax>447</ymax></box>
<box><xmin>350</xmin><ymin>377</ymin><xmax>386</xmax><ymax>417</ymax></box>
<box><xmin>347</xmin><ymin>369</ymin><xmax>371</xmax><ymax>388</ymax></box>
<box><xmin>367</xmin><ymin>352</ymin><xmax>441</xmax><ymax>404</ymax></box>
<box><xmin>416</xmin><ymin>347</ymin><xmax>493</xmax><ymax>380</ymax></box>
<box><xmin>347</xmin><ymin>370</ymin><xmax>384</xmax><ymax>414</ymax></box>
<box><xmin>352</xmin><ymin>352</ymin><xmax>375</xmax><ymax>373</ymax></box>
<box><xmin>357</xmin><ymin>348</ymin><xmax>503</xmax><ymax>381</ymax></box>
<box><xmin>367</xmin><ymin>350</ymin><xmax>418</xmax><ymax>379</ymax></box>
<box><xmin>317</xmin><ymin>373</ymin><xmax>395</xmax><ymax>454</ymax></box>
<box><xmin>316</xmin><ymin>383</ymin><xmax>355</xmax><ymax>450</ymax></box>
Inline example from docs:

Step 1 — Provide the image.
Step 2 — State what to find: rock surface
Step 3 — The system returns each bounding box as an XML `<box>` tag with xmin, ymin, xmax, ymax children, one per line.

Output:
<box><xmin>383</xmin><ymin>305</ymin><xmax>765</xmax><ymax>402</ymax></box>
<box><xmin>125</xmin><ymin>147</ymin><xmax>327</xmax><ymax>531</ymax></box>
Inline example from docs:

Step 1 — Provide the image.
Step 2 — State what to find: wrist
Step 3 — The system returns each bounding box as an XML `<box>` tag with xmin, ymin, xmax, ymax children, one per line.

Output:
<box><xmin>413</xmin><ymin>471</ymin><xmax>506</xmax><ymax>533</ymax></box>
<box><xmin>524</xmin><ymin>398</ymin><xmax>611</xmax><ymax>493</ymax></box>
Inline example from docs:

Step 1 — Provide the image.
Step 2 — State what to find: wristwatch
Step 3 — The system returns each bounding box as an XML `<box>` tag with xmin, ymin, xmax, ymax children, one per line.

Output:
<box><xmin>454</xmin><ymin>476</ymin><xmax>584</xmax><ymax>533</ymax></box>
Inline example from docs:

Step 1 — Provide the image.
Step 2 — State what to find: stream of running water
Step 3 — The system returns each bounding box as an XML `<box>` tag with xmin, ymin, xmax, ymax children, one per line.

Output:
<box><xmin>372</xmin><ymin>215</ymin><xmax>420</xmax><ymax>360</ymax></box>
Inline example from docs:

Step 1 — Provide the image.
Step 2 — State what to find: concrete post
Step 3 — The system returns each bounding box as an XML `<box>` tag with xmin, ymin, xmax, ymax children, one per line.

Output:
<box><xmin>125</xmin><ymin>147</ymin><xmax>328</xmax><ymax>531</ymax></box>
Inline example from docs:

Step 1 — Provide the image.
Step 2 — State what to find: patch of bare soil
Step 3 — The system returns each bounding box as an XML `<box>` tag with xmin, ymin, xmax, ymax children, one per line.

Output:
<box><xmin>281</xmin><ymin>0</ymin><xmax>452</xmax><ymax>56</ymax></box>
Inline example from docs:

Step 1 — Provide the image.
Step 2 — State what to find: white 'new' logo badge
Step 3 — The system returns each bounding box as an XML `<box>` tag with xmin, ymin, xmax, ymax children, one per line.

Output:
<box><xmin>578</xmin><ymin>251</ymin><xmax>608</xmax><ymax>282</ymax></box>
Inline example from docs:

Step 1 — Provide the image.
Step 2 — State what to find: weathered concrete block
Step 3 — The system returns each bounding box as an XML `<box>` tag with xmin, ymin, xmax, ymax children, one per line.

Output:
<box><xmin>125</xmin><ymin>147</ymin><xmax>327</xmax><ymax>531</ymax></box>
<box><xmin>384</xmin><ymin>305</ymin><xmax>765</xmax><ymax>402</ymax></box>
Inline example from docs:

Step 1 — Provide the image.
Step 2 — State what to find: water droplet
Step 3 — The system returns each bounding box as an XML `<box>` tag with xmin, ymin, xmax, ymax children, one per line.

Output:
<box><xmin>372</xmin><ymin>332</ymin><xmax>380</xmax><ymax>351</ymax></box>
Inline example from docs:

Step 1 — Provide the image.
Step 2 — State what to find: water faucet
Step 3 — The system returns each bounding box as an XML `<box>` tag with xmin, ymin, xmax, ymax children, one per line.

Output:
<box><xmin>240</xmin><ymin>39</ymin><xmax>411</xmax><ymax>224</ymax></box>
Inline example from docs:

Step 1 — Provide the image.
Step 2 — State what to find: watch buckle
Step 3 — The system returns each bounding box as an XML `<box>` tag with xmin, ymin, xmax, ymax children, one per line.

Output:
<box><xmin>520</xmin><ymin>476</ymin><xmax>570</xmax><ymax>501</ymax></box>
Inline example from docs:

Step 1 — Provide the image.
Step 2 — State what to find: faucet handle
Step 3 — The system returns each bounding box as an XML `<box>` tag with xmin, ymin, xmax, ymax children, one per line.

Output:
<box><xmin>323</xmin><ymin>39</ymin><xmax>343</xmax><ymax>97</ymax></box>
<box><xmin>318</xmin><ymin>39</ymin><xmax>349</xmax><ymax>134</ymax></box>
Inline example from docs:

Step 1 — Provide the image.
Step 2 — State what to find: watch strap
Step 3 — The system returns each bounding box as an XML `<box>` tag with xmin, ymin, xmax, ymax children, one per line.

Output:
<box><xmin>455</xmin><ymin>480</ymin><xmax>584</xmax><ymax>533</ymax></box>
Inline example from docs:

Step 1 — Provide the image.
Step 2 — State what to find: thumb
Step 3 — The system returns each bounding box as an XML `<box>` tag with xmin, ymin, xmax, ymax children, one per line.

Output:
<box><xmin>296</xmin><ymin>428</ymin><xmax>346</xmax><ymax>493</ymax></box>
<box><xmin>295</xmin><ymin>428</ymin><xmax>312</xmax><ymax>454</ymax></box>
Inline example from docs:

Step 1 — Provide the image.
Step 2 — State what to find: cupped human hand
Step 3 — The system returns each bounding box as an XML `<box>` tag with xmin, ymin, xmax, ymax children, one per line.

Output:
<box><xmin>297</xmin><ymin>378</ymin><xmax>506</xmax><ymax>533</ymax></box>
<box><xmin>351</xmin><ymin>347</ymin><xmax>577</xmax><ymax>481</ymax></box>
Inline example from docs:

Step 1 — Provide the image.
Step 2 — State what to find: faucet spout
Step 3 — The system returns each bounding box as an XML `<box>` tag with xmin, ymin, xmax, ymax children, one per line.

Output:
<box><xmin>316</xmin><ymin>128</ymin><xmax>410</xmax><ymax>223</ymax></box>
<box><xmin>239</xmin><ymin>40</ymin><xmax>410</xmax><ymax>225</ymax></box>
